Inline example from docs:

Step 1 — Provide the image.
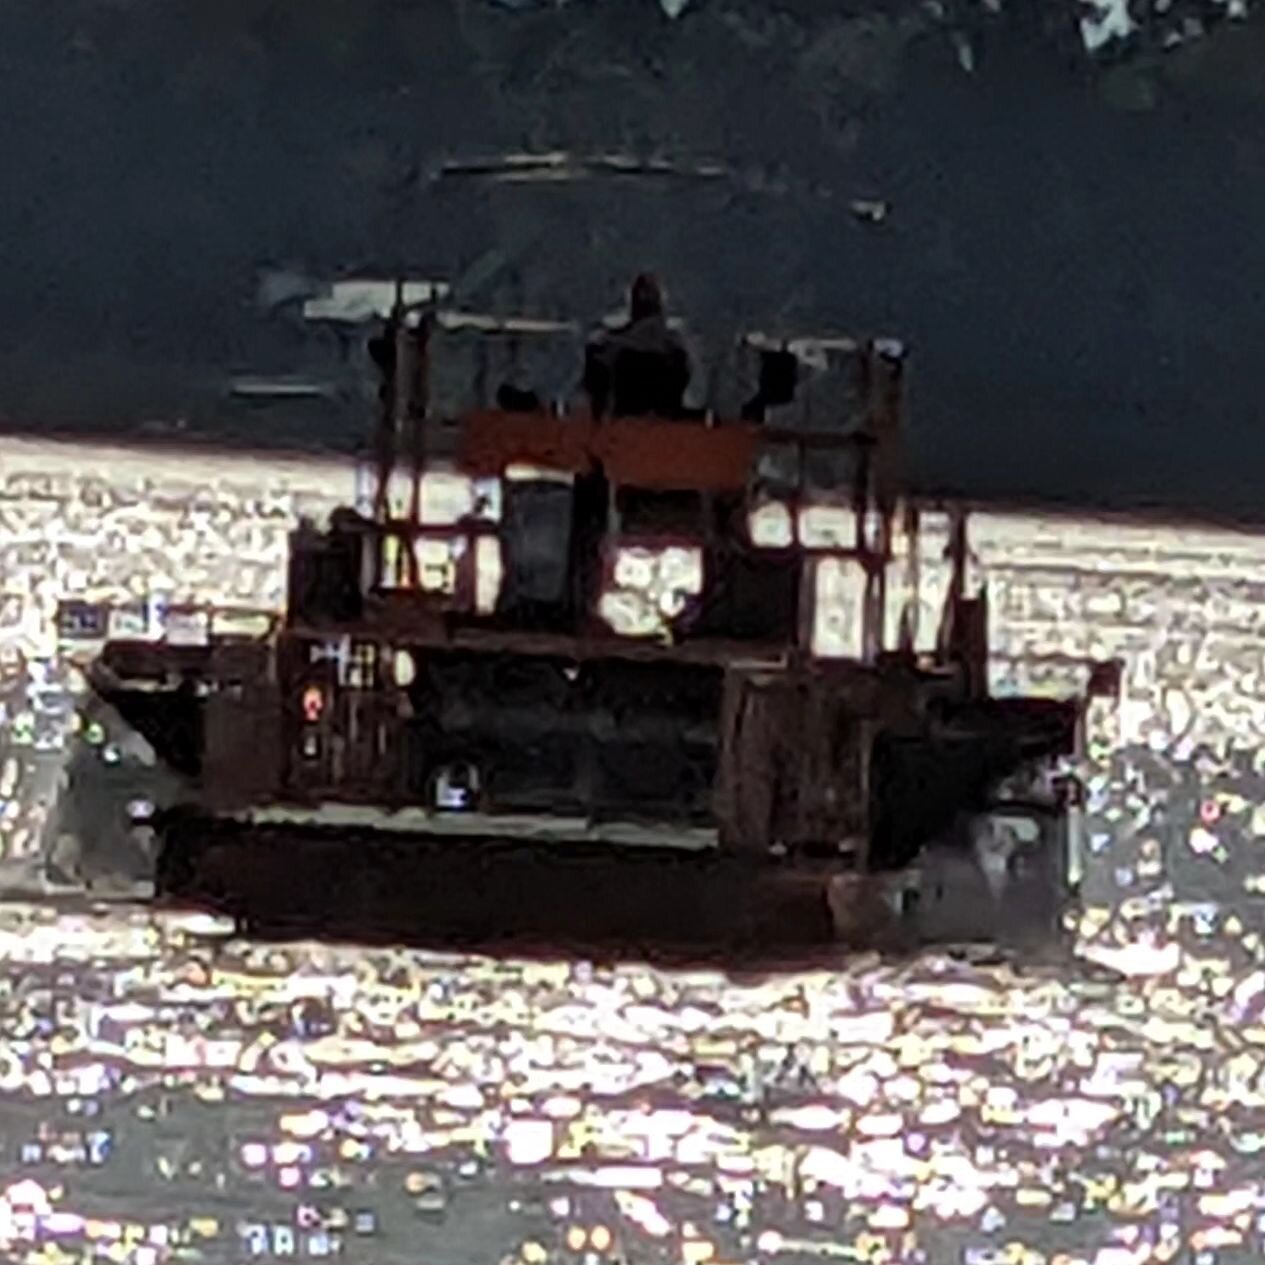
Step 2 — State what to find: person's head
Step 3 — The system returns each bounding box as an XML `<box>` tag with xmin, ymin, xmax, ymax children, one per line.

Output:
<box><xmin>629</xmin><ymin>272</ymin><xmax>664</xmax><ymax>322</ymax></box>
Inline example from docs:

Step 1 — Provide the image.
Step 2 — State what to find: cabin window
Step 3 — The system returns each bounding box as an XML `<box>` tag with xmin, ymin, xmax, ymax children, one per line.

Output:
<box><xmin>474</xmin><ymin>537</ymin><xmax>502</xmax><ymax>614</ymax></box>
<box><xmin>417</xmin><ymin>537</ymin><xmax>461</xmax><ymax>595</ymax></box>
<box><xmin>600</xmin><ymin>544</ymin><xmax>704</xmax><ymax>637</ymax></box>
<box><xmin>380</xmin><ymin>533</ymin><xmax>411</xmax><ymax>589</ymax></box>
<box><xmin>379</xmin><ymin>533</ymin><xmax>466</xmax><ymax>595</ymax></box>
<box><xmin>415</xmin><ymin>472</ymin><xmax>502</xmax><ymax>527</ymax></box>
<box><xmin>609</xmin><ymin>545</ymin><xmax>703</xmax><ymax>601</ymax></box>
<box><xmin>811</xmin><ymin>557</ymin><xmax>866</xmax><ymax>660</ymax></box>
<box><xmin>344</xmin><ymin>641</ymin><xmax>377</xmax><ymax>690</ymax></box>
<box><xmin>598</xmin><ymin>589</ymin><xmax>663</xmax><ymax>639</ymax></box>
<box><xmin>420</xmin><ymin>472</ymin><xmax>475</xmax><ymax>526</ymax></box>
<box><xmin>748</xmin><ymin>500</ymin><xmax>794</xmax><ymax>549</ymax></box>
<box><xmin>799</xmin><ymin>504</ymin><xmax>856</xmax><ymax>551</ymax></box>
<box><xmin>383</xmin><ymin>469</ymin><xmax>413</xmax><ymax>521</ymax></box>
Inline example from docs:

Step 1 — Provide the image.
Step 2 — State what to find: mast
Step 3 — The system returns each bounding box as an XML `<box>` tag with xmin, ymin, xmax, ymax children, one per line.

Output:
<box><xmin>405</xmin><ymin>306</ymin><xmax>431</xmax><ymax>529</ymax></box>
<box><xmin>860</xmin><ymin>340</ymin><xmax>904</xmax><ymax>662</ymax></box>
<box><xmin>369</xmin><ymin>281</ymin><xmax>406</xmax><ymax>525</ymax></box>
<box><xmin>366</xmin><ymin>279</ymin><xmax>435</xmax><ymax>588</ymax></box>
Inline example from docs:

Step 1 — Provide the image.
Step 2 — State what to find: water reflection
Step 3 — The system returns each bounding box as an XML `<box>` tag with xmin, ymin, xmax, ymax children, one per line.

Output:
<box><xmin>10</xmin><ymin>451</ymin><xmax>1265</xmax><ymax>1260</ymax></box>
<box><xmin>0</xmin><ymin>889</ymin><xmax>1257</xmax><ymax>1263</ymax></box>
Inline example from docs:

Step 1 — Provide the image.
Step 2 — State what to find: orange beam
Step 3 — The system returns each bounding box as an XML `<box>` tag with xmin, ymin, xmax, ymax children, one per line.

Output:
<box><xmin>457</xmin><ymin>409</ymin><xmax>759</xmax><ymax>492</ymax></box>
<box><xmin>458</xmin><ymin>411</ymin><xmax>593</xmax><ymax>478</ymax></box>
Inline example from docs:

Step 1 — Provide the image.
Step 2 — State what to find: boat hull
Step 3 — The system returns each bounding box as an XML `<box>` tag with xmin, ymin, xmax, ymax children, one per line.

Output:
<box><xmin>151</xmin><ymin>807</ymin><xmax>1073</xmax><ymax>967</ymax></box>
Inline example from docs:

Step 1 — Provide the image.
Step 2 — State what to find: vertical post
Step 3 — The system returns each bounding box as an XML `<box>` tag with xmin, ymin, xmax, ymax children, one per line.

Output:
<box><xmin>868</xmin><ymin>510</ymin><xmax>890</xmax><ymax>661</ymax></box>
<box><xmin>967</xmin><ymin>581</ymin><xmax>988</xmax><ymax>698</ymax></box>
<box><xmin>796</xmin><ymin>551</ymin><xmax>815</xmax><ymax>657</ymax></box>
<box><xmin>372</xmin><ymin>282</ymin><xmax>407</xmax><ymax>528</ymax></box>
<box><xmin>391</xmin><ymin>280</ymin><xmax>409</xmax><ymax>514</ymax></box>
<box><xmin>937</xmin><ymin>505</ymin><xmax>979</xmax><ymax>684</ymax></box>
<box><xmin>853</xmin><ymin>435</ymin><xmax>879</xmax><ymax>663</ymax></box>
<box><xmin>947</xmin><ymin>506</ymin><xmax>968</xmax><ymax>611</ymax></box>
<box><xmin>899</xmin><ymin>500</ymin><xmax>921</xmax><ymax>655</ymax></box>
<box><xmin>869</xmin><ymin>341</ymin><xmax>904</xmax><ymax>662</ymax></box>
<box><xmin>852</xmin><ymin>345</ymin><xmax>874</xmax><ymax>561</ymax></box>
<box><xmin>793</xmin><ymin>434</ymin><xmax>808</xmax><ymax>654</ymax></box>
<box><xmin>406</xmin><ymin>311</ymin><xmax>431</xmax><ymax>529</ymax></box>
<box><xmin>852</xmin><ymin>438</ymin><xmax>871</xmax><ymax>563</ymax></box>
<box><xmin>392</xmin><ymin>287</ymin><xmax>414</xmax><ymax>522</ymax></box>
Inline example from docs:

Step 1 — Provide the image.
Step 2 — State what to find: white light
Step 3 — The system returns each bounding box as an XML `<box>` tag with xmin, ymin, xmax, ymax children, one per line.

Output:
<box><xmin>749</xmin><ymin>501</ymin><xmax>793</xmax><ymax>548</ymax></box>
<box><xmin>475</xmin><ymin>537</ymin><xmax>503</xmax><ymax>614</ymax></box>
<box><xmin>392</xmin><ymin>649</ymin><xmax>417</xmax><ymax>688</ymax></box>
<box><xmin>386</xmin><ymin>469</ymin><xmax>412</xmax><ymax>519</ymax></box>
<box><xmin>419</xmin><ymin>472</ymin><xmax>474</xmax><ymax>526</ymax></box>
<box><xmin>604</xmin><ymin>545</ymin><xmax>704</xmax><ymax>637</ymax></box>
<box><xmin>658</xmin><ymin>590</ymin><xmax>687</xmax><ymax>618</ymax></box>
<box><xmin>505</xmin><ymin>464</ymin><xmax>573</xmax><ymax>484</ymax></box>
<box><xmin>380</xmin><ymin>535</ymin><xmax>408</xmax><ymax>589</ymax></box>
<box><xmin>210</xmin><ymin>609</ymin><xmax>272</xmax><ymax>639</ymax></box>
<box><xmin>811</xmin><ymin>556</ymin><xmax>866</xmax><ymax>659</ymax></box>
<box><xmin>598</xmin><ymin>591</ymin><xmax>661</xmax><ymax>638</ymax></box>
<box><xmin>300</xmin><ymin>278</ymin><xmax>449</xmax><ymax>323</ymax></box>
<box><xmin>415</xmin><ymin>538</ymin><xmax>450</xmax><ymax>567</ymax></box>
<box><xmin>414</xmin><ymin>538</ymin><xmax>457</xmax><ymax>595</ymax></box>
<box><xmin>613</xmin><ymin>548</ymin><xmax>656</xmax><ymax>590</ymax></box>
<box><xmin>658</xmin><ymin>546</ymin><xmax>703</xmax><ymax>595</ymax></box>
<box><xmin>799</xmin><ymin>504</ymin><xmax>855</xmax><ymax>550</ymax></box>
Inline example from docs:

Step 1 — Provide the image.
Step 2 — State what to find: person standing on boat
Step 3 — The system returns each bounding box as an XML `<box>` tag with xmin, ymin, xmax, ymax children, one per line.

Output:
<box><xmin>583</xmin><ymin>273</ymin><xmax>692</xmax><ymax>419</ymax></box>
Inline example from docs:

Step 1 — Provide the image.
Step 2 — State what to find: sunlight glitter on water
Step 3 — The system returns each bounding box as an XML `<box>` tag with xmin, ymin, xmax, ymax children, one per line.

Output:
<box><xmin>11</xmin><ymin>448</ymin><xmax>1265</xmax><ymax>1261</ymax></box>
<box><xmin>0</xmin><ymin>894</ymin><xmax>1259</xmax><ymax>1263</ymax></box>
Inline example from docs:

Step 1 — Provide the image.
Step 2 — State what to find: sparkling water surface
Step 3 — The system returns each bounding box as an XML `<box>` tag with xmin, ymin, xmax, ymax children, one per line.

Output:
<box><xmin>5</xmin><ymin>443</ymin><xmax>1265</xmax><ymax>1262</ymax></box>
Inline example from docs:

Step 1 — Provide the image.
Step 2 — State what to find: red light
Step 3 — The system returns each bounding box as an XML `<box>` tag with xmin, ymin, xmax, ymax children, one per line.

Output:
<box><xmin>301</xmin><ymin>686</ymin><xmax>324</xmax><ymax>723</ymax></box>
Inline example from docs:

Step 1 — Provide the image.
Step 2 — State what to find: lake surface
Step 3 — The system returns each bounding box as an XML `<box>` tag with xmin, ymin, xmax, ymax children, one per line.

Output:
<box><xmin>5</xmin><ymin>442</ymin><xmax>1265</xmax><ymax>1262</ymax></box>
<box><xmin>0</xmin><ymin>778</ymin><xmax>1264</xmax><ymax>1265</ymax></box>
